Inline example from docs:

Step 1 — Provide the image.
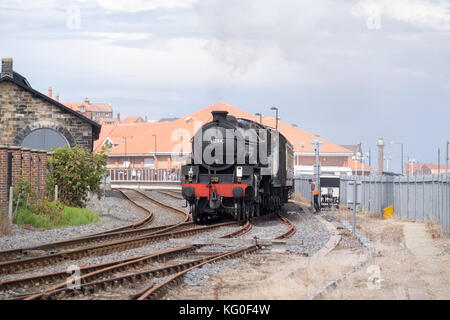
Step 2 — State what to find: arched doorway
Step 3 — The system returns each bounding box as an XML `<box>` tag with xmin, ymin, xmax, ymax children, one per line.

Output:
<box><xmin>21</xmin><ymin>128</ymin><xmax>69</xmax><ymax>151</ymax></box>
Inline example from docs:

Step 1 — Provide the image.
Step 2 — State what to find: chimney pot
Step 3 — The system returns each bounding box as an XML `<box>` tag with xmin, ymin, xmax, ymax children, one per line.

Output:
<box><xmin>48</xmin><ymin>86</ymin><xmax>53</xmax><ymax>98</ymax></box>
<box><xmin>85</xmin><ymin>97</ymin><xmax>90</xmax><ymax>104</ymax></box>
<box><xmin>117</xmin><ymin>112</ymin><xmax>121</xmax><ymax>122</ymax></box>
<box><xmin>56</xmin><ymin>93</ymin><xmax>59</xmax><ymax>102</ymax></box>
<box><xmin>1</xmin><ymin>58</ymin><xmax>13</xmax><ymax>78</ymax></box>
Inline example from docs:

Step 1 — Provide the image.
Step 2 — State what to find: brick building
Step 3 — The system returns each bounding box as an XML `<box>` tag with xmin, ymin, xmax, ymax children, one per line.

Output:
<box><xmin>63</xmin><ymin>98</ymin><xmax>113</xmax><ymax>122</ymax></box>
<box><xmin>0</xmin><ymin>58</ymin><xmax>100</xmax><ymax>151</ymax></box>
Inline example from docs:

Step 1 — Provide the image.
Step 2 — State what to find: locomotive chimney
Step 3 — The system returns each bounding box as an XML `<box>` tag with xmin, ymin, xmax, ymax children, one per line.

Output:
<box><xmin>212</xmin><ymin>111</ymin><xmax>228</xmax><ymax>122</ymax></box>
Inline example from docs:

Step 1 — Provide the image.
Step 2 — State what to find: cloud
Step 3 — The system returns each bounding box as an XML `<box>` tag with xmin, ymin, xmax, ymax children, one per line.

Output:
<box><xmin>351</xmin><ymin>0</ymin><xmax>450</xmax><ymax>30</ymax></box>
<box><xmin>77</xmin><ymin>0</ymin><xmax>199</xmax><ymax>12</ymax></box>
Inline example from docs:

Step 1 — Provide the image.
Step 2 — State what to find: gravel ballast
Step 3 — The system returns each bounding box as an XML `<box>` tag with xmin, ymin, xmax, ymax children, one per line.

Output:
<box><xmin>0</xmin><ymin>190</ymin><xmax>147</xmax><ymax>251</ymax></box>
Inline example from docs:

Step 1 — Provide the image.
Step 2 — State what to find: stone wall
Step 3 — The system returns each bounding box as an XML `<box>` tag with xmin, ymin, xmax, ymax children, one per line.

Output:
<box><xmin>0</xmin><ymin>146</ymin><xmax>50</xmax><ymax>232</ymax></box>
<box><xmin>0</xmin><ymin>81</ymin><xmax>94</xmax><ymax>150</ymax></box>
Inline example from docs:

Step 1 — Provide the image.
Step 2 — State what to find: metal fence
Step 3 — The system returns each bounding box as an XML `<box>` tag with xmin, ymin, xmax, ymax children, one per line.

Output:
<box><xmin>108</xmin><ymin>168</ymin><xmax>180</xmax><ymax>182</ymax></box>
<box><xmin>294</xmin><ymin>174</ymin><xmax>450</xmax><ymax>232</ymax></box>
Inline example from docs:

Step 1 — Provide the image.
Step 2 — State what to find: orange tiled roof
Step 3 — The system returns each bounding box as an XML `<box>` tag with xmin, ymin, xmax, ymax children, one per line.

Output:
<box><xmin>347</xmin><ymin>157</ymin><xmax>374</xmax><ymax>171</ymax></box>
<box><xmin>101</xmin><ymin>102</ymin><xmax>354</xmax><ymax>156</ymax></box>
<box><xmin>121</xmin><ymin>116</ymin><xmax>144</xmax><ymax>124</ymax></box>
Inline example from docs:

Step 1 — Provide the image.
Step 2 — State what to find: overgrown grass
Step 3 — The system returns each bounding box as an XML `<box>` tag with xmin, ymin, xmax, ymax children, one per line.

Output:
<box><xmin>15</xmin><ymin>200</ymin><xmax>99</xmax><ymax>230</ymax></box>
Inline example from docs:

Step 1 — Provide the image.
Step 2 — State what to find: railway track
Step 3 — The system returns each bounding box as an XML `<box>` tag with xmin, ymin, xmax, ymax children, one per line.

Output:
<box><xmin>4</xmin><ymin>245</ymin><xmax>260</xmax><ymax>300</ymax></box>
<box><xmin>133</xmin><ymin>245</ymin><xmax>259</xmax><ymax>300</ymax></box>
<box><xmin>17</xmin><ymin>245</ymin><xmax>203</xmax><ymax>300</ymax></box>
<box><xmin>0</xmin><ymin>245</ymin><xmax>198</xmax><ymax>298</ymax></box>
<box><xmin>152</xmin><ymin>190</ymin><xmax>183</xmax><ymax>201</ymax></box>
<box><xmin>0</xmin><ymin>189</ymin><xmax>298</xmax><ymax>300</ymax></box>
<box><xmin>0</xmin><ymin>188</ymin><xmax>190</xmax><ymax>263</ymax></box>
<box><xmin>274</xmin><ymin>214</ymin><xmax>297</xmax><ymax>239</ymax></box>
<box><xmin>0</xmin><ymin>221</ymin><xmax>238</xmax><ymax>275</ymax></box>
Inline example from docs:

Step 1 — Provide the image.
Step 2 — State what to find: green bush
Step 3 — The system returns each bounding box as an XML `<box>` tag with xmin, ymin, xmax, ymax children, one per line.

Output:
<box><xmin>47</xmin><ymin>146</ymin><xmax>109</xmax><ymax>207</ymax></box>
<box><xmin>15</xmin><ymin>200</ymin><xmax>98</xmax><ymax>230</ymax></box>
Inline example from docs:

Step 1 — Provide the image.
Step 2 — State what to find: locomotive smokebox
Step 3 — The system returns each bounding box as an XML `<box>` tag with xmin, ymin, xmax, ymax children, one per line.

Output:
<box><xmin>212</xmin><ymin>110</ymin><xmax>228</xmax><ymax>122</ymax></box>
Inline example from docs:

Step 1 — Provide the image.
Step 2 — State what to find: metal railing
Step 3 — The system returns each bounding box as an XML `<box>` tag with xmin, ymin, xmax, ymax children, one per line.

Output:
<box><xmin>108</xmin><ymin>168</ymin><xmax>180</xmax><ymax>182</ymax></box>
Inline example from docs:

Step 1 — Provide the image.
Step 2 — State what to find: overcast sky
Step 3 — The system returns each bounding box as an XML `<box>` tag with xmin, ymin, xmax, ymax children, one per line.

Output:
<box><xmin>1</xmin><ymin>0</ymin><xmax>449</xmax><ymax>172</ymax></box>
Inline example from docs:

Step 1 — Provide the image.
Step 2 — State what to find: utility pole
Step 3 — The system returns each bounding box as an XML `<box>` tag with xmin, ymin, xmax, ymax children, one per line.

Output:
<box><xmin>311</xmin><ymin>138</ymin><xmax>322</xmax><ymax>210</ymax></box>
<box><xmin>446</xmin><ymin>141</ymin><xmax>449</xmax><ymax>177</ymax></box>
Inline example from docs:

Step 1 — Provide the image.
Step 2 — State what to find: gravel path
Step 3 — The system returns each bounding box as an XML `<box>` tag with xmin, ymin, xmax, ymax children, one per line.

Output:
<box><xmin>0</xmin><ymin>190</ymin><xmax>147</xmax><ymax>251</ymax></box>
<box><xmin>282</xmin><ymin>202</ymin><xmax>331</xmax><ymax>255</ymax></box>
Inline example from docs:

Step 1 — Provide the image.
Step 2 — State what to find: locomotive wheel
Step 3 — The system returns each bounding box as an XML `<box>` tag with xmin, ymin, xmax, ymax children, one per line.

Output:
<box><xmin>192</xmin><ymin>200</ymin><xmax>205</xmax><ymax>223</ymax></box>
<box><xmin>191</xmin><ymin>202</ymin><xmax>199</xmax><ymax>222</ymax></box>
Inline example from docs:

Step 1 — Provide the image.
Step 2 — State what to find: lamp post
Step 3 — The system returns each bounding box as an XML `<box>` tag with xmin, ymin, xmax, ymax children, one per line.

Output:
<box><xmin>390</xmin><ymin>141</ymin><xmax>404</xmax><ymax>175</ymax></box>
<box><xmin>152</xmin><ymin>133</ymin><xmax>157</xmax><ymax>161</ymax></box>
<box><xmin>270</xmin><ymin>107</ymin><xmax>278</xmax><ymax>130</ymax></box>
<box><xmin>311</xmin><ymin>138</ymin><xmax>322</xmax><ymax>209</ymax></box>
<box><xmin>255</xmin><ymin>113</ymin><xmax>262</xmax><ymax>124</ymax></box>
<box><xmin>122</xmin><ymin>136</ymin><xmax>128</xmax><ymax>168</ymax></box>
<box><xmin>408</xmin><ymin>158</ymin><xmax>416</xmax><ymax>176</ymax></box>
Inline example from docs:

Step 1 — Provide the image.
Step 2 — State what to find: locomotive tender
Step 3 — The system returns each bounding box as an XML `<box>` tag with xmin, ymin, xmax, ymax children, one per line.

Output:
<box><xmin>181</xmin><ymin>110</ymin><xmax>294</xmax><ymax>222</ymax></box>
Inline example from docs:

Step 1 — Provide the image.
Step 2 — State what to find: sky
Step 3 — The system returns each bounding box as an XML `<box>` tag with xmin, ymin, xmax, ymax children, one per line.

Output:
<box><xmin>1</xmin><ymin>0</ymin><xmax>449</xmax><ymax>172</ymax></box>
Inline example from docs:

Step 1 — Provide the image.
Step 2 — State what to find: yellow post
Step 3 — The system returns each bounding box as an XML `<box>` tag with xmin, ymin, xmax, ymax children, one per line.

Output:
<box><xmin>383</xmin><ymin>205</ymin><xmax>394</xmax><ymax>219</ymax></box>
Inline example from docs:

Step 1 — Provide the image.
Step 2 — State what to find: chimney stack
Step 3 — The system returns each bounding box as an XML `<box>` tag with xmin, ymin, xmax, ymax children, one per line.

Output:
<box><xmin>1</xmin><ymin>58</ymin><xmax>13</xmax><ymax>78</ymax></box>
<box><xmin>55</xmin><ymin>93</ymin><xmax>59</xmax><ymax>102</ymax></box>
<box><xmin>47</xmin><ymin>86</ymin><xmax>53</xmax><ymax>99</ymax></box>
<box><xmin>377</xmin><ymin>138</ymin><xmax>385</xmax><ymax>176</ymax></box>
<box><xmin>85</xmin><ymin>97</ymin><xmax>90</xmax><ymax>104</ymax></box>
<box><xmin>117</xmin><ymin>112</ymin><xmax>121</xmax><ymax>122</ymax></box>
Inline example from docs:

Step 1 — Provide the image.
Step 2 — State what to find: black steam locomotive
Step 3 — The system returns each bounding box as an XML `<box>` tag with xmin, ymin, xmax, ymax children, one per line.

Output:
<box><xmin>181</xmin><ymin>110</ymin><xmax>294</xmax><ymax>222</ymax></box>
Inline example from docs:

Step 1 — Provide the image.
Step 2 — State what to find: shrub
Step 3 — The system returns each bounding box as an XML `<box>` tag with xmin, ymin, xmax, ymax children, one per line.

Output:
<box><xmin>47</xmin><ymin>146</ymin><xmax>109</xmax><ymax>207</ymax></box>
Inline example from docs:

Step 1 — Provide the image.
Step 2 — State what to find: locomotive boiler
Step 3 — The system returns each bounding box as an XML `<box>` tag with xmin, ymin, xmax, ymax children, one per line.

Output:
<box><xmin>181</xmin><ymin>110</ymin><xmax>293</xmax><ymax>222</ymax></box>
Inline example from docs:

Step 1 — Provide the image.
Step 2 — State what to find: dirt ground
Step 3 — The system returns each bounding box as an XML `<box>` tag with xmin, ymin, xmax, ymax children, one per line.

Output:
<box><xmin>168</xmin><ymin>207</ymin><xmax>450</xmax><ymax>300</ymax></box>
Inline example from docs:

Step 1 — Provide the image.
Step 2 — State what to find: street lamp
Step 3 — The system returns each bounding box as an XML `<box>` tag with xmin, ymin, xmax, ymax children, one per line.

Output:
<box><xmin>408</xmin><ymin>158</ymin><xmax>417</xmax><ymax>176</ymax></box>
<box><xmin>270</xmin><ymin>107</ymin><xmax>278</xmax><ymax>130</ymax></box>
<box><xmin>122</xmin><ymin>136</ymin><xmax>128</xmax><ymax>168</ymax></box>
<box><xmin>311</xmin><ymin>138</ymin><xmax>322</xmax><ymax>209</ymax></box>
<box><xmin>255</xmin><ymin>113</ymin><xmax>262</xmax><ymax>124</ymax></box>
<box><xmin>390</xmin><ymin>141</ymin><xmax>404</xmax><ymax>175</ymax></box>
<box><xmin>152</xmin><ymin>134</ymin><xmax>157</xmax><ymax>159</ymax></box>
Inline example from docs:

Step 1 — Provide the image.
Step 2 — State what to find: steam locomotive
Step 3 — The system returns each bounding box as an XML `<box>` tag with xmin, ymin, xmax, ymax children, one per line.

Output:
<box><xmin>181</xmin><ymin>110</ymin><xmax>294</xmax><ymax>222</ymax></box>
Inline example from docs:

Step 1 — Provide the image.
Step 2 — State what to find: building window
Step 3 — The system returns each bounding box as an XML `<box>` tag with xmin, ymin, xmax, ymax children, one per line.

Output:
<box><xmin>144</xmin><ymin>158</ymin><xmax>155</xmax><ymax>166</ymax></box>
<box><xmin>21</xmin><ymin>128</ymin><xmax>69</xmax><ymax>151</ymax></box>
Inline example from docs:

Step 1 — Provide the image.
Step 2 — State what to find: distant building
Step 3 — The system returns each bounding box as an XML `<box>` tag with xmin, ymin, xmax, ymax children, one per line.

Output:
<box><xmin>340</xmin><ymin>143</ymin><xmax>373</xmax><ymax>176</ymax></box>
<box><xmin>0</xmin><ymin>58</ymin><xmax>100</xmax><ymax>151</ymax></box>
<box><xmin>405</xmin><ymin>163</ymin><xmax>447</xmax><ymax>175</ymax></box>
<box><xmin>63</xmin><ymin>97</ymin><xmax>113</xmax><ymax>122</ymax></box>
